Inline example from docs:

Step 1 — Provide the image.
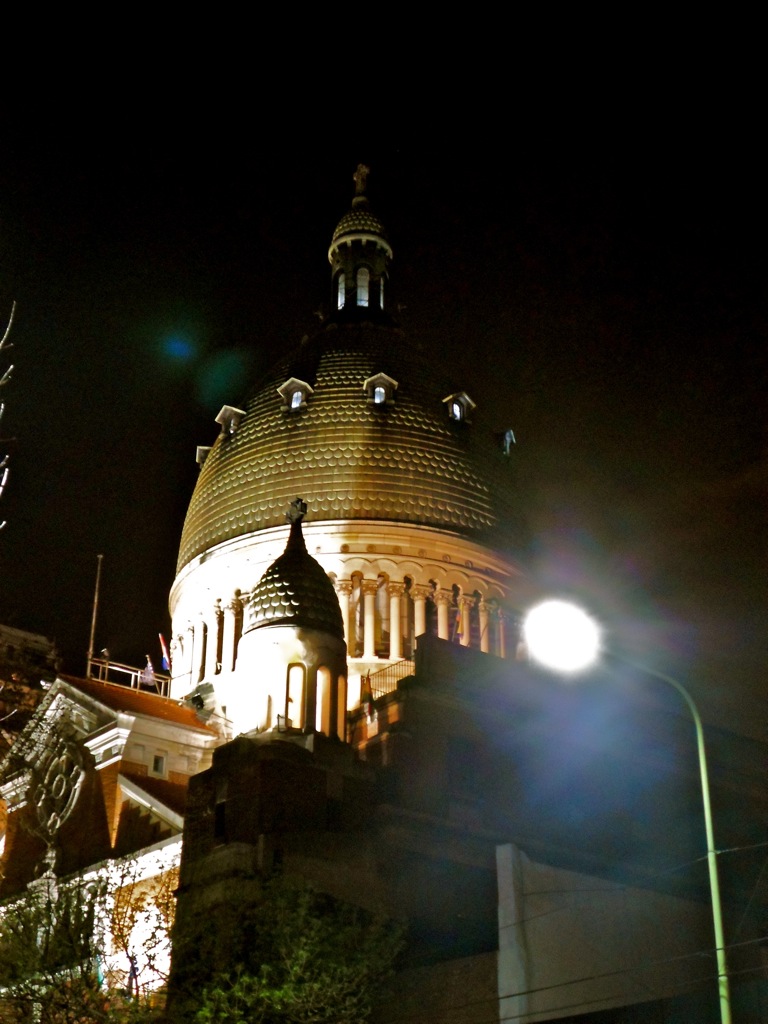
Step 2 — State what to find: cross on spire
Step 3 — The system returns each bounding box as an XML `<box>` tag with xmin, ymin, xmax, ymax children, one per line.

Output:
<box><xmin>286</xmin><ymin>497</ymin><xmax>307</xmax><ymax>524</ymax></box>
<box><xmin>353</xmin><ymin>163</ymin><xmax>370</xmax><ymax>196</ymax></box>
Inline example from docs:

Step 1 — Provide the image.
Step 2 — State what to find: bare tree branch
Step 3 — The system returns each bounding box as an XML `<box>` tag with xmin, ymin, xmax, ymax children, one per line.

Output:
<box><xmin>0</xmin><ymin>301</ymin><xmax>16</xmax><ymax>531</ymax></box>
<box><xmin>0</xmin><ymin>300</ymin><xmax>16</xmax><ymax>353</ymax></box>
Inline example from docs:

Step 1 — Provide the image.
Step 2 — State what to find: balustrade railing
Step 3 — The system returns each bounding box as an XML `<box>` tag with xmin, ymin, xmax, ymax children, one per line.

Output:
<box><xmin>367</xmin><ymin>659</ymin><xmax>415</xmax><ymax>699</ymax></box>
<box><xmin>86</xmin><ymin>657</ymin><xmax>171</xmax><ymax>698</ymax></box>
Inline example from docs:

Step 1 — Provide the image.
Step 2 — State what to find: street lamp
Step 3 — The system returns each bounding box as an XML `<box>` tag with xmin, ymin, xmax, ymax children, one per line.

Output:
<box><xmin>522</xmin><ymin>599</ymin><xmax>732</xmax><ymax>1024</ymax></box>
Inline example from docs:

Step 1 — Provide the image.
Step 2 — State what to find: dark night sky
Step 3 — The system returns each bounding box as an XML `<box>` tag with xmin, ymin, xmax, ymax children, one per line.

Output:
<box><xmin>0</xmin><ymin>110</ymin><xmax>765</xmax><ymax>740</ymax></box>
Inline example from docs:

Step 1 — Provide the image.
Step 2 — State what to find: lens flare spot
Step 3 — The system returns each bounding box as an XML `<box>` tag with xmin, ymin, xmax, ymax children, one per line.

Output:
<box><xmin>163</xmin><ymin>335</ymin><xmax>195</xmax><ymax>362</ymax></box>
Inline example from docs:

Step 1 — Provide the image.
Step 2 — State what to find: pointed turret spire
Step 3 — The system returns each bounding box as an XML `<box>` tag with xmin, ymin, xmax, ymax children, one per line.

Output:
<box><xmin>285</xmin><ymin>497</ymin><xmax>308</xmax><ymax>554</ymax></box>
<box><xmin>243</xmin><ymin>499</ymin><xmax>343</xmax><ymax>640</ymax></box>
<box><xmin>328</xmin><ymin>165</ymin><xmax>393</xmax><ymax>321</ymax></box>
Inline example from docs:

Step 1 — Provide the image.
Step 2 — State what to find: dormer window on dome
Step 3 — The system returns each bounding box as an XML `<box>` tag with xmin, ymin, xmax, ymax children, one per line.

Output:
<box><xmin>277</xmin><ymin>377</ymin><xmax>314</xmax><ymax>411</ymax></box>
<box><xmin>215</xmin><ymin>406</ymin><xmax>246</xmax><ymax>435</ymax></box>
<box><xmin>443</xmin><ymin>391</ymin><xmax>476</xmax><ymax>424</ymax></box>
<box><xmin>363</xmin><ymin>372</ymin><xmax>398</xmax><ymax>407</ymax></box>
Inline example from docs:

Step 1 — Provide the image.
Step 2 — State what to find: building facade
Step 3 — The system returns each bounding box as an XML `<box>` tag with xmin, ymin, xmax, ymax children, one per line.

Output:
<box><xmin>2</xmin><ymin>168</ymin><xmax>767</xmax><ymax>1023</ymax></box>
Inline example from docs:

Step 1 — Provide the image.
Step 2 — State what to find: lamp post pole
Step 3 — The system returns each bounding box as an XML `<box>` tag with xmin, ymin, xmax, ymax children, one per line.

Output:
<box><xmin>523</xmin><ymin>601</ymin><xmax>732</xmax><ymax>1024</ymax></box>
<box><xmin>616</xmin><ymin>656</ymin><xmax>731</xmax><ymax>1024</ymax></box>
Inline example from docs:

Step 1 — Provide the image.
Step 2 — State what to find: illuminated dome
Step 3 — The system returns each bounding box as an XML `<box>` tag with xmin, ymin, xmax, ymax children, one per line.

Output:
<box><xmin>177</xmin><ymin>323</ymin><xmax>519</xmax><ymax>573</ymax></box>
<box><xmin>169</xmin><ymin>166</ymin><xmax>530</xmax><ymax>718</ymax></box>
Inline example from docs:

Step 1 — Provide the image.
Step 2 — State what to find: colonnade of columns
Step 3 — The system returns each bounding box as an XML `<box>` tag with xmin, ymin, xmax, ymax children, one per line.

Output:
<box><xmin>172</xmin><ymin>578</ymin><xmax>510</xmax><ymax>691</ymax></box>
<box><xmin>172</xmin><ymin>596</ymin><xmax>243</xmax><ymax>690</ymax></box>
<box><xmin>335</xmin><ymin>577</ymin><xmax>509</xmax><ymax>663</ymax></box>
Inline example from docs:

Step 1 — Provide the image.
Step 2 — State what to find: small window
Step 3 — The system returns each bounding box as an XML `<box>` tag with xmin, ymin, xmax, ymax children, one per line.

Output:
<box><xmin>379</xmin><ymin>276</ymin><xmax>384</xmax><ymax>309</ymax></box>
<box><xmin>215</xmin><ymin>405</ymin><xmax>246</xmax><ymax>435</ymax></box>
<box><xmin>337</xmin><ymin>272</ymin><xmax>345</xmax><ymax>310</ymax></box>
<box><xmin>152</xmin><ymin>753</ymin><xmax>166</xmax><ymax>777</ymax></box>
<box><xmin>356</xmin><ymin>267</ymin><xmax>370</xmax><ymax>307</ymax></box>
<box><xmin>316</xmin><ymin>667</ymin><xmax>332</xmax><ymax>735</ymax></box>
<box><xmin>443</xmin><ymin>391</ymin><xmax>476</xmax><ymax>424</ymax></box>
<box><xmin>277</xmin><ymin>377</ymin><xmax>314</xmax><ymax>410</ymax></box>
<box><xmin>286</xmin><ymin>663</ymin><xmax>305</xmax><ymax>730</ymax></box>
<box><xmin>363</xmin><ymin>372</ymin><xmax>398</xmax><ymax>406</ymax></box>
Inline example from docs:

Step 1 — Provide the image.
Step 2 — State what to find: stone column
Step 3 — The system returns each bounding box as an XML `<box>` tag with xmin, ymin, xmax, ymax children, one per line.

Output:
<box><xmin>184</xmin><ymin>623</ymin><xmax>195</xmax><ymax>683</ymax></box>
<box><xmin>459</xmin><ymin>595</ymin><xmax>474</xmax><ymax>648</ymax></box>
<box><xmin>221</xmin><ymin>596</ymin><xmax>241</xmax><ymax>673</ymax></box>
<box><xmin>498</xmin><ymin>609</ymin><xmax>507</xmax><ymax>659</ymax></box>
<box><xmin>361</xmin><ymin>580</ymin><xmax>379</xmax><ymax>659</ymax></box>
<box><xmin>205</xmin><ymin>601</ymin><xmax>222</xmax><ymax>678</ymax></box>
<box><xmin>435</xmin><ymin>590</ymin><xmax>451</xmax><ymax>641</ymax></box>
<box><xmin>336</xmin><ymin>581</ymin><xmax>354</xmax><ymax>652</ymax></box>
<box><xmin>191</xmin><ymin>615</ymin><xmax>206</xmax><ymax>683</ymax></box>
<box><xmin>411</xmin><ymin>584</ymin><xmax>431</xmax><ymax>637</ymax></box>
<box><xmin>478</xmin><ymin>600</ymin><xmax>490</xmax><ymax>653</ymax></box>
<box><xmin>387</xmin><ymin>582</ymin><xmax>406</xmax><ymax>660</ymax></box>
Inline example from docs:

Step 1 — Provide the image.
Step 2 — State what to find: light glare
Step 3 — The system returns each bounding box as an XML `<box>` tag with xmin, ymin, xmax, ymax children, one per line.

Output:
<box><xmin>524</xmin><ymin>600</ymin><xmax>600</xmax><ymax>673</ymax></box>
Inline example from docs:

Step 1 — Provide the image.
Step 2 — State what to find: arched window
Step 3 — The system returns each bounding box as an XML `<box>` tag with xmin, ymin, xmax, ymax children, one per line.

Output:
<box><xmin>337</xmin><ymin>272</ymin><xmax>345</xmax><ymax>310</ymax></box>
<box><xmin>286</xmin><ymin>663</ymin><xmax>305</xmax><ymax>729</ymax></box>
<box><xmin>350</xmin><ymin>573</ymin><xmax>363</xmax><ymax>657</ymax></box>
<box><xmin>469</xmin><ymin>591</ymin><xmax>481</xmax><ymax>649</ymax></box>
<box><xmin>336</xmin><ymin>676</ymin><xmax>347</xmax><ymax>741</ymax></box>
<box><xmin>376</xmin><ymin>574</ymin><xmax>388</xmax><ymax>656</ymax></box>
<box><xmin>363</xmin><ymin>372</ymin><xmax>398</xmax><ymax>406</ymax></box>
<box><xmin>451</xmin><ymin>584</ymin><xmax>461</xmax><ymax>643</ymax></box>
<box><xmin>198</xmin><ymin>623</ymin><xmax>207</xmax><ymax>683</ymax></box>
<box><xmin>316</xmin><ymin>667</ymin><xmax>332</xmax><ymax>735</ymax></box>
<box><xmin>379</xmin><ymin>276</ymin><xmax>384</xmax><ymax>309</ymax></box>
<box><xmin>443</xmin><ymin>391</ymin><xmax>476</xmax><ymax>424</ymax></box>
<box><xmin>278</xmin><ymin>377</ymin><xmax>314</xmax><ymax>410</ymax></box>
<box><xmin>356</xmin><ymin>267</ymin><xmax>370</xmax><ymax>307</ymax></box>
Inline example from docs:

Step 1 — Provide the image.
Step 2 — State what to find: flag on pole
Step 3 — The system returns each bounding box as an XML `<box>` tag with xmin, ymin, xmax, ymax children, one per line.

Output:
<box><xmin>159</xmin><ymin>633</ymin><xmax>171</xmax><ymax>672</ymax></box>
<box><xmin>453</xmin><ymin>608</ymin><xmax>462</xmax><ymax>640</ymax></box>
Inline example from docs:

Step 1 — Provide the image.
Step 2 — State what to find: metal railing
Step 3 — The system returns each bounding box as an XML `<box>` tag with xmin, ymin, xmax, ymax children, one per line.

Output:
<box><xmin>86</xmin><ymin>657</ymin><xmax>171</xmax><ymax>698</ymax></box>
<box><xmin>368</xmin><ymin>659</ymin><xmax>415</xmax><ymax>699</ymax></box>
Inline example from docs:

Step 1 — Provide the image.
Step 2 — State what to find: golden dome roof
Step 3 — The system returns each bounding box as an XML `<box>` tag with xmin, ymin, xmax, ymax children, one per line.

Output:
<box><xmin>331</xmin><ymin>199</ymin><xmax>389</xmax><ymax>248</ymax></box>
<box><xmin>176</xmin><ymin>321</ymin><xmax>521</xmax><ymax>573</ymax></box>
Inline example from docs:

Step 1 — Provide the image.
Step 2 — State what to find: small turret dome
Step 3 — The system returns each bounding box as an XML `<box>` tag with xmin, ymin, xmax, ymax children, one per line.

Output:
<box><xmin>328</xmin><ymin>163</ymin><xmax>392</xmax><ymax>257</ymax></box>
<box><xmin>244</xmin><ymin>501</ymin><xmax>343</xmax><ymax>640</ymax></box>
<box><xmin>330</xmin><ymin>204</ymin><xmax>390</xmax><ymax>251</ymax></box>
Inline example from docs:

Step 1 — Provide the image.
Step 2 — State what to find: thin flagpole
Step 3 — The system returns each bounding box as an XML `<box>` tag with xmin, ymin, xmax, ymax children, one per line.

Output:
<box><xmin>87</xmin><ymin>554</ymin><xmax>104</xmax><ymax>678</ymax></box>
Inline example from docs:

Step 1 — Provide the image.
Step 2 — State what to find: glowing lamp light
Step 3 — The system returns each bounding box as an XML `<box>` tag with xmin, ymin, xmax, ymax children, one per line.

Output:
<box><xmin>523</xmin><ymin>599</ymin><xmax>600</xmax><ymax>674</ymax></box>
